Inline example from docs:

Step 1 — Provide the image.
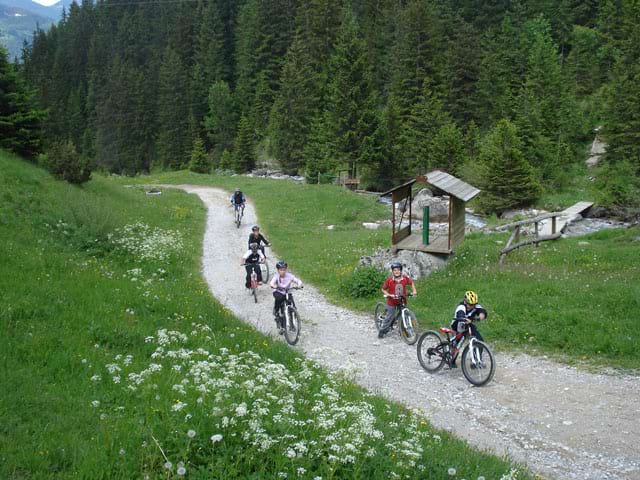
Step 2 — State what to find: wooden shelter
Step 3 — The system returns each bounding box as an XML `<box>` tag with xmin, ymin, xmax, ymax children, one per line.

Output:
<box><xmin>379</xmin><ymin>171</ymin><xmax>480</xmax><ymax>255</ymax></box>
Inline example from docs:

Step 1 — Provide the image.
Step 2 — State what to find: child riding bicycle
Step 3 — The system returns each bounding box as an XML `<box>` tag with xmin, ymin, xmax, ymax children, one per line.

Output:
<box><xmin>248</xmin><ymin>225</ymin><xmax>270</xmax><ymax>257</ymax></box>
<box><xmin>270</xmin><ymin>261</ymin><xmax>303</xmax><ymax>332</ymax></box>
<box><xmin>379</xmin><ymin>261</ymin><xmax>417</xmax><ymax>338</ymax></box>
<box><xmin>450</xmin><ymin>290</ymin><xmax>487</xmax><ymax>366</ymax></box>
<box><xmin>241</xmin><ymin>243</ymin><xmax>265</xmax><ymax>288</ymax></box>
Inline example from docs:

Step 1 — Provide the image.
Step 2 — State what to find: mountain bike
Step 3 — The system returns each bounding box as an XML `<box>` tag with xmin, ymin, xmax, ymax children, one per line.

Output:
<box><xmin>416</xmin><ymin>318</ymin><xmax>495</xmax><ymax>386</ymax></box>
<box><xmin>374</xmin><ymin>294</ymin><xmax>418</xmax><ymax>345</ymax></box>
<box><xmin>233</xmin><ymin>203</ymin><xmax>244</xmax><ymax>228</ymax></box>
<box><xmin>274</xmin><ymin>286</ymin><xmax>302</xmax><ymax>345</ymax></box>
<box><xmin>242</xmin><ymin>262</ymin><xmax>263</xmax><ymax>303</ymax></box>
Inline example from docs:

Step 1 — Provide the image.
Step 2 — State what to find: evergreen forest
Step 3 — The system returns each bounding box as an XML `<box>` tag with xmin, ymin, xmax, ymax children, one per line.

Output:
<box><xmin>4</xmin><ymin>0</ymin><xmax>640</xmax><ymax>213</ymax></box>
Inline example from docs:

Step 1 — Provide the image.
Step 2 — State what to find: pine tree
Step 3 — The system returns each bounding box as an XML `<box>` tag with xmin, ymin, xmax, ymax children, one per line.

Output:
<box><xmin>0</xmin><ymin>46</ymin><xmax>45</xmax><ymax>159</ymax></box>
<box><xmin>190</xmin><ymin>0</ymin><xmax>227</xmax><ymax>138</ymax></box>
<box><xmin>156</xmin><ymin>45</ymin><xmax>192</xmax><ymax>170</ymax></box>
<box><xmin>203</xmin><ymin>80</ymin><xmax>238</xmax><ymax>163</ymax></box>
<box><xmin>303</xmin><ymin>112</ymin><xmax>334</xmax><ymax>183</ymax></box>
<box><xmin>189</xmin><ymin>136</ymin><xmax>210</xmax><ymax>173</ymax></box>
<box><xmin>602</xmin><ymin>0</ymin><xmax>640</xmax><ymax>174</ymax></box>
<box><xmin>429</xmin><ymin>122</ymin><xmax>465</xmax><ymax>176</ymax></box>
<box><xmin>359</xmin><ymin>99</ymin><xmax>403</xmax><ymax>191</ymax></box>
<box><xmin>514</xmin><ymin>17</ymin><xmax>577</xmax><ymax>184</ymax></box>
<box><xmin>389</xmin><ymin>0</ymin><xmax>446</xmax><ymax>119</ymax></box>
<box><xmin>398</xmin><ymin>84</ymin><xmax>452</xmax><ymax>174</ymax></box>
<box><xmin>445</xmin><ymin>17</ymin><xmax>480</xmax><ymax>125</ymax></box>
<box><xmin>94</xmin><ymin>57</ymin><xmax>149</xmax><ymax>174</ymax></box>
<box><xmin>234</xmin><ymin>115</ymin><xmax>256</xmax><ymax>173</ymax></box>
<box><xmin>477</xmin><ymin>119</ymin><xmax>541</xmax><ymax>215</ymax></box>
<box><xmin>268</xmin><ymin>33</ymin><xmax>319</xmax><ymax>174</ymax></box>
<box><xmin>324</xmin><ymin>11</ymin><xmax>380</xmax><ymax>179</ymax></box>
<box><xmin>219</xmin><ymin>148</ymin><xmax>233</xmax><ymax>171</ymax></box>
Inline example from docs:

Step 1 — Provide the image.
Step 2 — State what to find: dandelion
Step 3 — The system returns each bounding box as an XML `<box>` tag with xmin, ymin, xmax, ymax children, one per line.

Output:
<box><xmin>448</xmin><ymin>467</ymin><xmax>457</xmax><ymax>476</ymax></box>
<box><xmin>187</xmin><ymin>429</ymin><xmax>196</xmax><ymax>438</ymax></box>
<box><xmin>91</xmin><ymin>400</ymin><xmax>100</xmax><ymax>408</ymax></box>
<box><xmin>119</xmin><ymin>449</ymin><xmax>126</xmax><ymax>455</ymax></box>
<box><xmin>478</xmin><ymin>477</ymin><xmax>485</xmax><ymax>480</ymax></box>
<box><xmin>210</xmin><ymin>434</ymin><xmax>223</xmax><ymax>443</ymax></box>
<box><xmin>297</xmin><ymin>467</ymin><xmax>306</xmax><ymax>475</ymax></box>
<box><xmin>164</xmin><ymin>461</ymin><xmax>173</xmax><ymax>470</ymax></box>
<box><xmin>177</xmin><ymin>466</ymin><xmax>186</xmax><ymax>476</ymax></box>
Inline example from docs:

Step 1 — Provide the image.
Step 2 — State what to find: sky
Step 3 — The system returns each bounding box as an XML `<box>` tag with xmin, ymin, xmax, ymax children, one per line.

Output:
<box><xmin>32</xmin><ymin>0</ymin><xmax>59</xmax><ymax>6</ymax></box>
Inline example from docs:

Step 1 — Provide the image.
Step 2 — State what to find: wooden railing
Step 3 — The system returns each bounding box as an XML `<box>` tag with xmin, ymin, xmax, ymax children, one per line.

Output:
<box><xmin>496</xmin><ymin>212</ymin><xmax>562</xmax><ymax>263</ymax></box>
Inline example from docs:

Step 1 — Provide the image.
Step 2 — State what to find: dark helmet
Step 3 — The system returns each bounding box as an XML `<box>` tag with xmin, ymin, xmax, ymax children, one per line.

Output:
<box><xmin>251</xmin><ymin>225</ymin><xmax>260</xmax><ymax>232</ymax></box>
<box><xmin>249</xmin><ymin>242</ymin><xmax>258</xmax><ymax>252</ymax></box>
<box><xmin>390</xmin><ymin>261</ymin><xmax>403</xmax><ymax>271</ymax></box>
<box><xmin>276</xmin><ymin>261</ymin><xmax>288</xmax><ymax>269</ymax></box>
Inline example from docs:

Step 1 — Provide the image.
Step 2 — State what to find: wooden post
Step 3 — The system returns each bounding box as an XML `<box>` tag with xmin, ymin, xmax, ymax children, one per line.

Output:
<box><xmin>423</xmin><ymin>207</ymin><xmax>430</xmax><ymax>245</ymax></box>
<box><xmin>552</xmin><ymin>216</ymin><xmax>556</xmax><ymax>235</ymax></box>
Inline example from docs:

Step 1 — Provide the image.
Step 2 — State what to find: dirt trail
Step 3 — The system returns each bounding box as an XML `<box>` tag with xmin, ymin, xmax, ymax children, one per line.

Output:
<box><xmin>180</xmin><ymin>185</ymin><xmax>640</xmax><ymax>480</ymax></box>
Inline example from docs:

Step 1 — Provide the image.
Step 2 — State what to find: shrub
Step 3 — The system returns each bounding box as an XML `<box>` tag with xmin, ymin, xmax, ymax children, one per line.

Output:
<box><xmin>342</xmin><ymin>266</ymin><xmax>387</xmax><ymax>298</ymax></box>
<box><xmin>46</xmin><ymin>140</ymin><xmax>91</xmax><ymax>184</ymax></box>
<box><xmin>594</xmin><ymin>160</ymin><xmax>640</xmax><ymax>208</ymax></box>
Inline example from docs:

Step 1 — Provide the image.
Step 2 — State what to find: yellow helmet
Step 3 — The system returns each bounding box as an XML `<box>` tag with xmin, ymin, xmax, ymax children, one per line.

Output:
<box><xmin>464</xmin><ymin>291</ymin><xmax>478</xmax><ymax>305</ymax></box>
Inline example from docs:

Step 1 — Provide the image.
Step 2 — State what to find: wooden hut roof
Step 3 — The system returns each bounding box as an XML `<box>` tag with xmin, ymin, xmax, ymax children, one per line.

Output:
<box><xmin>422</xmin><ymin>170</ymin><xmax>480</xmax><ymax>202</ymax></box>
<box><xmin>378</xmin><ymin>179</ymin><xmax>416</xmax><ymax>197</ymax></box>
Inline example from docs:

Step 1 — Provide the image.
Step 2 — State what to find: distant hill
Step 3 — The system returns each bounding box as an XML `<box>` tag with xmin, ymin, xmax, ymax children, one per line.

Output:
<box><xmin>0</xmin><ymin>4</ymin><xmax>52</xmax><ymax>60</ymax></box>
<box><xmin>0</xmin><ymin>0</ymin><xmax>76</xmax><ymax>60</ymax></box>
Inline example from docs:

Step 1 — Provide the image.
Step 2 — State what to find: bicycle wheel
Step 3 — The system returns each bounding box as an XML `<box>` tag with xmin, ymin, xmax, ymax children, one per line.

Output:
<box><xmin>417</xmin><ymin>331</ymin><xmax>446</xmax><ymax>373</ymax></box>
<box><xmin>235</xmin><ymin>210</ymin><xmax>241</xmax><ymax>228</ymax></box>
<box><xmin>399</xmin><ymin>308</ymin><xmax>418</xmax><ymax>345</ymax></box>
<box><xmin>461</xmin><ymin>340</ymin><xmax>495</xmax><ymax>386</ymax></box>
<box><xmin>252</xmin><ymin>284</ymin><xmax>257</xmax><ymax>303</ymax></box>
<box><xmin>374</xmin><ymin>302</ymin><xmax>387</xmax><ymax>332</ymax></box>
<box><xmin>260</xmin><ymin>262</ymin><xmax>269</xmax><ymax>283</ymax></box>
<box><xmin>283</xmin><ymin>306</ymin><xmax>300</xmax><ymax>345</ymax></box>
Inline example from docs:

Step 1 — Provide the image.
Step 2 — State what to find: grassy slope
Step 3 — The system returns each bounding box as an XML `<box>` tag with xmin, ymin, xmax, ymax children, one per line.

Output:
<box><xmin>132</xmin><ymin>170</ymin><xmax>640</xmax><ymax>371</ymax></box>
<box><xmin>0</xmin><ymin>153</ymin><xmax>525</xmax><ymax>479</ymax></box>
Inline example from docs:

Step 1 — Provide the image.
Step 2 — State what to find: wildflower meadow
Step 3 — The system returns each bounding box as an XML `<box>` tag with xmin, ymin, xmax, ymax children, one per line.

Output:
<box><xmin>1</xmin><ymin>152</ymin><xmax>531</xmax><ymax>478</ymax></box>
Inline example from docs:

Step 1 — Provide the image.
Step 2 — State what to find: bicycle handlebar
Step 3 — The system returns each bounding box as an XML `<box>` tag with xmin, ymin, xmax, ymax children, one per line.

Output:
<box><xmin>384</xmin><ymin>293</ymin><xmax>415</xmax><ymax>298</ymax></box>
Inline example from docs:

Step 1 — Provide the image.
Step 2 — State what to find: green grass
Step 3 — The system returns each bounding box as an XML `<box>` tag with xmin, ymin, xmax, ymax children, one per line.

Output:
<box><xmin>1</xmin><ymin>152</ymin><xmax>528</xmax><ymax>479</ymax></box>
<box><xmin>124</xmin><ymin>169</ymin><xmax>640</xmax><ymax>371</ymax></box>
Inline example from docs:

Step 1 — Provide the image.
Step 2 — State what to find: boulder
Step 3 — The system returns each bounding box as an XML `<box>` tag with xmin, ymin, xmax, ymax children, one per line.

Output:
<box><xmin>411</xmin><ymin>189</ymin><xmax>449</xmax><ymax>221</ymax></box>
<box><xmin>358</xmin><ymin>247</ymin><xmax>448</xmax><ymax>280</ymax></box>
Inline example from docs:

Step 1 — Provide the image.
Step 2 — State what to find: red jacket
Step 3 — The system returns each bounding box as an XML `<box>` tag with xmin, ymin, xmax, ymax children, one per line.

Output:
<box><xmin>382</xmin><ymin>275</ymin><xmax>413</xmax><ymax>306</ymax></box>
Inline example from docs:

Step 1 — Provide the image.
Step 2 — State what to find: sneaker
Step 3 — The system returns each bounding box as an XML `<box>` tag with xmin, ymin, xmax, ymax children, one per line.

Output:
<box><xmin>377</xmin><ymin>328</ymin><xmax>389</xmax><ymax>339</ymax></box>
<box><xmin>278</xmin><ymin>328</ymin><xmax>284</xmax><ymax>335</ymax></box>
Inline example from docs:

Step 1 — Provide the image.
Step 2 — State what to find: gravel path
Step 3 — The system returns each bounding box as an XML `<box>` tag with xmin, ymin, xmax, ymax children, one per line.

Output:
<box><xmin>181</xmin><ymin>185</ymin><xmax>640</xmax><ymax>480</ymax></box>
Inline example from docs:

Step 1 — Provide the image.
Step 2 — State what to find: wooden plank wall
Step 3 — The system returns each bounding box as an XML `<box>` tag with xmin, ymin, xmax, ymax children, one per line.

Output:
<box><xmin>450</xmin><ymin>197</ymin><xmax>466</xmax><ymax>249</ymax></box>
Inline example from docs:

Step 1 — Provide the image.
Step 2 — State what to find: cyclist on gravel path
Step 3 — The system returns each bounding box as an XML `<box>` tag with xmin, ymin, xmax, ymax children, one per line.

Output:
<box><xmin>379</xmin><ymin>262</ymin><xmax>417</xmax><ymax>338</ymax></box>
<box><xmin>248</xmin><ymin>225</ymin><xmax>270</xmax><ymax>257</ymax></box>
<box><xmin>230</xmin><ymin>188</ymin><xmax>246</xmax><ymax>211</ymax></box>
<box><xmin>241</xmin><ymin>243</ymin><xmax>265</xmax><ymax>288</ymax></box>
<box><xmin>449</xmin><ymin>290</ymin><xmax>488</xmax><ymax>366</ymax></box>
<box><xmin>270</xmin><ymin>261</ymin><xmax>303</xmax><ymax>330</ymax></box>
